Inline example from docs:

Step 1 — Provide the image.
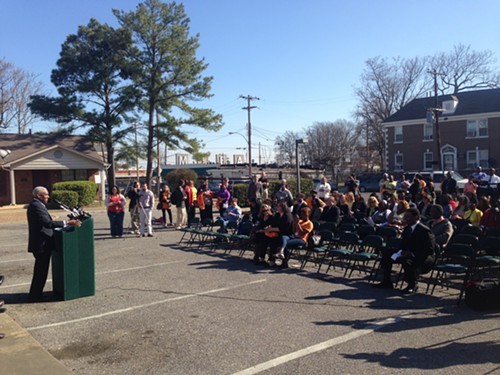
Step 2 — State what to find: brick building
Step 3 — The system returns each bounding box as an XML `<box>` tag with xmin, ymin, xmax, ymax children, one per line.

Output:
<box><xmin>383</xmin><ymin>88</ymin><xmax>500</xmax><ymax>175</ymax></box>
<box><xmin>0</xmin><ymin>134</ymin><xmax>107</xmax><ymax>206</ymax></box>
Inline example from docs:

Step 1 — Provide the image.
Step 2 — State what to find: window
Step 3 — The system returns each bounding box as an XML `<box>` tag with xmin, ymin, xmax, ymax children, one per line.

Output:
<box><xmin>61</xmin><ymin>169</ymin><xmax>88</xmax><ymax>181</ymax></box>
<box><xmin>423</xmin><ymin>152</ymin><xmax>433</xmax><ymax>170</ymax></box>
<box><xmin>466</xmin><ymin>149</ymin><xmax>489</xmax><ymax>169</ymax></box>
<box><xmin>423</xmin><ymin>121</ymin><xmax>433</xmax><ymax>141</ymax></box>
<box><xmin>466</xmin><ymin>119</ymin><xmax>488</xmax><ymax>138</ymax></box>
<box><xmin>394</xmin><ymin>153</ymin><xmax>403</xmax><ymax>171</ymax></box>
<box><xmin>394</xmin><ymin>126</ymin><xmax>403</xmax><ymax>143</ymax></box>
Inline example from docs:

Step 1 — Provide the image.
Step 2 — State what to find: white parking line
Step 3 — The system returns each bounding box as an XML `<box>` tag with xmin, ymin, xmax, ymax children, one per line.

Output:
<box><xmin>0</xmin><ymin>258</ymin><xmax>32</xmax><ymax>264</ymax></box>
<box><xmin>0</xmin><ymin>260</ymin><xmax>185</xmax><ymax>289</ymax></box>
<box><xmin>232</xmin><ymin>315</ymin><xmax>406</xmax><ymax>375</ymax></box>
<box><xmin>28</xmin><ymin>279</ymin><xmax>267</xmax><ymax>331</ymax></box>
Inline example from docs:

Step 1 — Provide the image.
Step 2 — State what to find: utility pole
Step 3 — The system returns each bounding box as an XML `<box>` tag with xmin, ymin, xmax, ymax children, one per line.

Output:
<box><xmin>134</xmin><ymin>123</ymin><xmax>139</xmax><ymax>181</ymax></box>
<box><xmin>428</xmin><ymin>69</ymin><xmax>443</xmax><ymax>172</ymax></box>
<box><xmin>240</xmin><ymin>95</ymin><xmax>259</xmax><ymax>178</ymax></box>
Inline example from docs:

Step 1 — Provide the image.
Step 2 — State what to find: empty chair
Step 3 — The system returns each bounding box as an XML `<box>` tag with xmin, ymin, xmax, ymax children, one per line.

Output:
<box><xmin>357</xmin><ymin>224</ymin><xmax>376</xmax><ymax>239</ymax></box>
<box><xmin>376</xmin><ymin>226</ymin><xmax>398</xmax><ymax>241</ymax></box>
<box><xmin>344</xmin><ymin>234</ymin><xmax>383</xmax><ymax>278</ymax></box>
<box><xmin>451</xmin><ymin>233</ymin><xmax>479</xmax><ymax>251</ymax></box>
<box><xmin>427</xmin><ymin>243</ymin><xmax>476</xmax><ymax>304</ymax></box>
<box><xmin>460</xmin><ymin>225</ymin><xmax>482</xmax><ymax>237</ymax></box>
<box><xmin>323</xmin><ymin>232</ymin><xmax>360</xmax><ymax>274</ymax></box>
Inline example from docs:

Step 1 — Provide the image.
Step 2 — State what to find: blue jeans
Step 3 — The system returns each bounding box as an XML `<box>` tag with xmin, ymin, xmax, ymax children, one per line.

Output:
<box><xmin>108</xmin><ymin>210</ymin><xmax>124</xmax><ymax>237</ymax></box>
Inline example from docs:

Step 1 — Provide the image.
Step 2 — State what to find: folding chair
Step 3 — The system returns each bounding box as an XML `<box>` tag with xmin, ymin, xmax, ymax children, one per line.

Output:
<box><xmin>344</xmin><ymin>234</ymin><xmax>383</xmax><ymax>278</ymax></box>
<box><xmin>300</xmin><ymin>230</ymin><xmax>334</xmax><ymax>270</ymax></box>
<box><xmin>427</xmin><ymin>243</ymin><xmax>476</xmax><ymax>305</ymax></box>
<box><xmin>323</xmin><ymin>232</ymin><xmax>360</xmax><ymax>274</ymax></box>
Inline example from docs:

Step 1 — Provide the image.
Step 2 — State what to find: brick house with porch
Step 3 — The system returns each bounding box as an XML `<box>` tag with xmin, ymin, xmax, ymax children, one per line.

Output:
<box><xmin>383</xmin><ymin>88</ymin><xmax>500</xmax><ymax>176</ymax></box>
<box><xmin>0</xmin><ymin>133</ymin><xmax>107</xmax><ymax>206</ymax></box>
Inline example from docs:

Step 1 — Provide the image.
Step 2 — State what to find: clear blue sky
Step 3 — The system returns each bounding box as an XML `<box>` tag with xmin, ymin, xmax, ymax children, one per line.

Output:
<box><xmin>2</xmin><ymin>0</ymin><xmax>500</xmax><ymax>164</ymax></box>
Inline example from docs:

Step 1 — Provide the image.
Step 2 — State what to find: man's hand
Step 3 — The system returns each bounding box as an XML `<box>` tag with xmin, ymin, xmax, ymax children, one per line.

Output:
<box><xmin>67</xmin><ymin>219</ymin><xmax>81</xmax><ymax>227</ymax></box>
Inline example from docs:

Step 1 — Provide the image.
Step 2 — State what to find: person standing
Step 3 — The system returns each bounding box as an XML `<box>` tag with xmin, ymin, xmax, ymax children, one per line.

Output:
<box><xmin>138</xmin><ymin>183</ymin><xmax>155</xmax><ymax>237</ymax></box>
<box><xmin>316</xmin><ymin>177</ymin><xmax>331</xmax><ymax>200</ymax></box>
<box><xmin>184</xmin><ymin>180</ymin><xmax>194</xmax><ymax>227</ymax></box>
<box><xmin>160</xmin><ymin>185</ymin><xmax>173</xmax><ymax>227</ymax></box>
<box><xmin>105</xmin><ymin>185</ymin><xmax>126</xmax><ymax>237</ymax></box>
<box><xmin>248</xmin><ymin>175</ymin><xmax>262</xmax><ymax>202</ymax></box>
<box><xmin>171</xmin><ymin>179</ymin><xmax>188</xmax><ymax>229</ymax></box>
<box><xmin>441</xmin><ymin>171</ymin><xmax>457</xmax><ymax>198</ymax></box>
<box><xmin>217</xmin><ymin>183</ymin><xmax>231</xmax><ymax>216</ymax></box>
<box><xmin>27</xmin><ymin>186</ymin><xmax>81</xmax><ymax>302</ymax></box>
<box><xmin>127</xmin><ymin>181</ymin><xmax>140</xmax><ymax>235</ymax></box>
<box><xmin>186</xmin><ymin>180</ymin><xmax>197</xmax><ymax>226</ymax></box>
<box><xmin>198</xmin><ymin>179</ymin><xmax>213</xmax><ymax>222</ymax></box>
<box><xmin>259</xmin><ymin>171</ymin><xmax>269</xmax><ymax>201</ymax></box>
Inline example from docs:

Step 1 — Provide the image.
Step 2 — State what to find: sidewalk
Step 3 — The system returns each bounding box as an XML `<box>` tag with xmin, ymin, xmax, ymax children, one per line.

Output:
<box><xmin>0</xmin><ymin>312</ymin><xmax>73</xmax><ymax>374</ymax></box>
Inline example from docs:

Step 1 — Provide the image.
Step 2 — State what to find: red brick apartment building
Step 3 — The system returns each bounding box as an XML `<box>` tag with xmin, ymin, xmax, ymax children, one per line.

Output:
<box><xmin>383</xmin><ymin>88</ymin><xmax>500</xmax><ymax>175</ymax></box>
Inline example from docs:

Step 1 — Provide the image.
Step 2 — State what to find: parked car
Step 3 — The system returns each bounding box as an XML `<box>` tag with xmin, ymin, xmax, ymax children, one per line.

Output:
<box><xmin>357</xmin><ymin>173</ymin><xmax>385</xmax><ymax>193</ymax></box>
<box><xmin>403</xmin><ymin>171</ymin><xmax>467</xmax><ymax>192</ymax></box>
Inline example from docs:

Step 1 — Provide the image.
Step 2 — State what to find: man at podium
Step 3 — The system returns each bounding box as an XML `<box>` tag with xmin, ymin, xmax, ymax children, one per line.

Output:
<box><xmin>27</xmin><ymin>186</ymin><xmax>80</xmax><ymax>302</ymax></box>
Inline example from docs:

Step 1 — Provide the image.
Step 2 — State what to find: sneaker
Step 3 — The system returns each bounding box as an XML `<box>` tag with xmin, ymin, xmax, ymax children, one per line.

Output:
<box><xmin>147</xmin><ymin>234</ymin><xmax>154</xmax><ymax>237</ymax></box>
<box><xmin>276</xmin><ymin>249</ymin><xmax>285</xmax><ymax>259</ymax></box>
<box><xmin>275</xmin><ymin>259</ymin><xmax>283</xmax><ymax>267</ymax></box>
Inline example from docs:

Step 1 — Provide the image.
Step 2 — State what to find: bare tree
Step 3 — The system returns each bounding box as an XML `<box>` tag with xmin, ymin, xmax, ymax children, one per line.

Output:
<box><xmin>0</xmin><ymin>58</ymin><xmax>44</xmax><ymax>133</ymax></box>
<box><xmin>274</xmin><ymin>130</ymin><xmax>301</xmax><ymax>166</ymax></box>
<box><xmin>354</xmin><ymin>56</ymin><xmax>429</xmax><ymax>169</ymax></box>
<box><xmin>431</xmin><ymin>44</ymin><xmax>500</xmax><ymax>94</ymax></box>
<box><xmin>304</xmin><ymin>120</ymin><xmax>359</xmax><ymax>176</ymax></box>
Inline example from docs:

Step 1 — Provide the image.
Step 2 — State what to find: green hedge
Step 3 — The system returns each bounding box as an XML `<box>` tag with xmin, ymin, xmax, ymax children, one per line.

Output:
<box><xmin>53</xmin><ymin>180</ymin><xmax>97</xmax><ymax>207</ymax></box>
<box><xmin>50</xmin><ymin>190</ymin><xmax>79</xmax><ymax>208</ymax></box>
<box><xmin>231</xmin><ymin>183</ymin><xmax>249</xmax><ymax>206</ymax></box>
<box><xmin>165</xmin><ymin>169</ymin><xmax>199</xmax><ymax>190</ymax></box>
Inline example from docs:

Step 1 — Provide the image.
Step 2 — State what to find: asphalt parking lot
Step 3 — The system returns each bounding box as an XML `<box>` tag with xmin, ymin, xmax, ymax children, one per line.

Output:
<box><xmin>1</xmin><ymin>208</ymin><xmax>499</xmax><ymax>374</ymax></box>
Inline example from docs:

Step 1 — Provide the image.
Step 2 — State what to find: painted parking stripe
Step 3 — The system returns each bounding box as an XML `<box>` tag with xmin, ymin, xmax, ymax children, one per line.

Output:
<box><xmin>232</xmin><ymin>315</ymin><xmax>406</xmax><ymax>375</ymax></box>
<box><xmin>28</xmin><ymin>279</ymin><xmax>267</xmax><ymax>331</ymax></box>
<box><xmin>0</xmin><ymin>258</ymin><xmax>32</xmax><ymax>264</ymax></box>
<box><xmin>0</xmin><ymin>260</ymin><xmax>186</xmax><ymax>289</ymax></box>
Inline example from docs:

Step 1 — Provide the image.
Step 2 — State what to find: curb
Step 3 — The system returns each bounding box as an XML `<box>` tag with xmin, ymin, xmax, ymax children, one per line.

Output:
<box><xmin>0</xmin><ymin>312</ymin><xmax>73</xmax><ymax>374</ymax></box>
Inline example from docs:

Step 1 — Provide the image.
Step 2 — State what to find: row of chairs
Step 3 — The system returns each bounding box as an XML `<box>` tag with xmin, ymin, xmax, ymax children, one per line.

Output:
<box><xmin>177</xmin><ymin>216</ymin><xmax>499</xmax><ymax>305</ymax></box>
<box><xmin>298</xmin><ymin>222</ymin><xmax>499</xmax><ymax>304</ymax></box>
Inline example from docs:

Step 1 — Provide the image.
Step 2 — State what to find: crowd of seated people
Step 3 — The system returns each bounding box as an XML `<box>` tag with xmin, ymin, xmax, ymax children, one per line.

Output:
<box><xmin>191</xmin><ymin>173</ymin><xmax>499</xmax><ymax>282</ymax></box>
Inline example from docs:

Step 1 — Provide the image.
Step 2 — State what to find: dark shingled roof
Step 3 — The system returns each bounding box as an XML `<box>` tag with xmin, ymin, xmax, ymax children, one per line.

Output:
<box><xmin>383</xmin><ymin>88</ymin><xmax>500</xmax><ymax>124</ymax></box>
<box><xmin>0</xmin><ymin>133</ymin><xmax>104</xmax><ymax>164</ymax></box>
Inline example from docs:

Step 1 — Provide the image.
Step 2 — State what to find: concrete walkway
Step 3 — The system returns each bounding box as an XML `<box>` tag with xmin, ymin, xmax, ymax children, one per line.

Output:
<box><xmin>0</xmin><ymin>312</ymin><xmax>73</xmax><ymax>374</ymax></box>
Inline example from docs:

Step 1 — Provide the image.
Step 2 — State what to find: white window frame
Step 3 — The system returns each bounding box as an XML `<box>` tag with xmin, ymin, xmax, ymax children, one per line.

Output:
<box><xmin>466</xmin><ymin>149</ymin><xmax>489</xmax><ymax>169</ymax></box>
<box><xmin>423</xmin><ymin>151</ymin><xmax>433</xmax><ymax>170</ymax></box>
<box><xmin>394</xmin><ymin>153</ymin><xmax>403</xmax><ymax>171</ymax></box>
<box><xmin>466</xmin><ymin>119</ymin><xmax>488</xmax><ymax>138</ymax></box>
<box><xmin>423</xmin><ymin>122</ymin><xmax>433</xmax><ymax>141</ymax></box>
<box><xmin>394</xmin><ymin>126</ymin><xmax>403</xmax><ymax>143</ymax></box>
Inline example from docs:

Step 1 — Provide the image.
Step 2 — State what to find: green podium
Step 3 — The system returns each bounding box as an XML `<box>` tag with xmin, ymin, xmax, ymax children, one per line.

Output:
<box><xmin>52</xmin><ymin>217</ymin><xmax>95</xmax><ymax>301</ymax></box>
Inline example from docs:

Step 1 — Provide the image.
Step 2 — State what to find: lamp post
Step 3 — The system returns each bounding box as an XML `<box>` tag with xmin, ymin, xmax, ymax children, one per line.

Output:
<box><xmin>295</xmin><ymin>138</ymin><xmax>308</xmax><ymax>194</ymax></box>
<box><xmin>0</xmin><ymin>149</ymin><xmax>11</xmax><ymax>159</ymax></box>
<box><xmin>229</xmin><ymin>132</ymin><xmax>252</xmax><ymax>178</ymax></box>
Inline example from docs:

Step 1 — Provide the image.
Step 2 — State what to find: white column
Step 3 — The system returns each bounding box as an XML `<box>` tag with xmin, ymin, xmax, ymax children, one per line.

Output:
<box><xmin>9</xmin><ymin>169</ymin><xmax>16</xmax><ymax>205</ymax></box>
<box><xmin>100</xmin><ymin>169</ymin><xmax>106</xmax><ymax>202</ymax></box>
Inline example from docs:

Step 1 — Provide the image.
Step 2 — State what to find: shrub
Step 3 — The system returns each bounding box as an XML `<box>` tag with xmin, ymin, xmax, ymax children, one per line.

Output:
<box><xmin>50</xmin><ymin>190</ymin><xmax>79</xmax><ymax>208</ymax></box>
<box><xmin>53</xmin><ymin>180</ymin><xmax>97</xmax><ymax>207</ymax></box>
<box><xmin>165</xmin><ymin>169</ymin><xmax>198</xmax><ymax>190</ymax></box>
<box><xmin>231</xmin><ymin>183</ymin><xmax>249</xmax><ymax>206</ymax></box>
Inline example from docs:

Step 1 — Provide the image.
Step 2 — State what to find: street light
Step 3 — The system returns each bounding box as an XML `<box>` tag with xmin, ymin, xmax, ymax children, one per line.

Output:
<box><xmin>295</xmin><ymin>138</ymin><xmax>308</xmax><ymax>194</ymax></box>
<box><xmin>229</xmin><ymin>132</ymin><xmax>252</xmax><ymax>178</ymax></box>
<box><xmin>0</xmin><ymin>149</ymin><xmax>11</xmax><ymax>159</ymax></box>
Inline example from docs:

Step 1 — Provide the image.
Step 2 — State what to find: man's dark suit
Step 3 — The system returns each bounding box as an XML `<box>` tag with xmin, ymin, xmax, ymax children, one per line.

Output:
<box><xmin>27</xmin><ymin>198</ymin><xmax>65</xmax><ymax>300</ymax></box>
<box><xmin>381</xmin><ymin>222</ymin><xmax>436</xmax><ymax>288</ymax></box>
